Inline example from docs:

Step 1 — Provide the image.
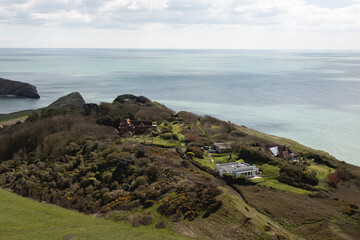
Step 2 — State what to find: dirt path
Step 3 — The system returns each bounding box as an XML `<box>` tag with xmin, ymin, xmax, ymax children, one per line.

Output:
<box><xmin>208</xmin><ymin>153</ymin><xmax>214</xmax><ymax>163</ymax></box>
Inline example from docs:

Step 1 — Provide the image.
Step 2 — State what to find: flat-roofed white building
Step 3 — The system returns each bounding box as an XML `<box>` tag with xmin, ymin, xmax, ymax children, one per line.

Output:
<box><xmin>216</xmin><ymin>161</ymin><xmax>259</xmax><ymax>178</ymax></box>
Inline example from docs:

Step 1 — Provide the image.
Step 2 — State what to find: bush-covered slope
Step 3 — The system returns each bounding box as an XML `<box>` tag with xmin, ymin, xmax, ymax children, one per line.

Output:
<box><xmin>0</xmin><ymin>187</ymin><xmax>188</xmax><ymax>240</ymax></box>
<box><xmin>0</xmin><ymin>93</ymin><xmax>359</xmax><ymax>240</ymax></box>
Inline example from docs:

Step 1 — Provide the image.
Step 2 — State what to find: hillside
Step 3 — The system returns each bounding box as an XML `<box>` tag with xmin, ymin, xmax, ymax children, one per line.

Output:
<box><xmin>0</xmin><ymin>78</ymin><xmax>40</xmax><ymax>99</ymax></box>
<box><xmin>0</xmin><ymin>93</ymin><xmax>359</xmax><ymax>240</ymax></box>
<box><xmin>0</xmin><ymin>187</ymin><xmax>188</xmax><ymax>240</ymax></box>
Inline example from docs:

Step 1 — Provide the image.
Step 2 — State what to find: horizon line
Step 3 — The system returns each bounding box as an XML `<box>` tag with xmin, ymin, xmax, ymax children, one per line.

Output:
<box><xmin>0</xmin><ymin>47</ymin><xmax>360</xmax><ymax>51</ymax></box>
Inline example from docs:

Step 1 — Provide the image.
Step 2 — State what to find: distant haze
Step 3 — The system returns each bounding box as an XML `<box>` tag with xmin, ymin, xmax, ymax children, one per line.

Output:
<box><xmin>0</xmin><ymin>0</ymin><xmax>360</xmax><ymax>49</ymax></box>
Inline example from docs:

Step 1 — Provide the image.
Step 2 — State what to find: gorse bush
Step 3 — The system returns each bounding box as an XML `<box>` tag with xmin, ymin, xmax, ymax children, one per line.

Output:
<box><xmin>157</xmin><ymin>186</ymin><xmax>222</xmax><ymax>221</ymax></box>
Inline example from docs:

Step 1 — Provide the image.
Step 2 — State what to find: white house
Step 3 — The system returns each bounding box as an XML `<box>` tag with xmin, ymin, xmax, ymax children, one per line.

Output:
<box><xmin>216</xmin><ymin>161</ymin><xmax>259</xmax><ymax>178</ymax></box>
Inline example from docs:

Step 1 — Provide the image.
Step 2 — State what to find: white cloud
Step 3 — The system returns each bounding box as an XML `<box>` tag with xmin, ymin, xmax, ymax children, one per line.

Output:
<box><xmin>0</xmin><ymin>0</ymin><xmax>360</xmax><ymax>48</ymax></box>
<box><xmin>30</xmin><ymin>10</ymin><xmax>92</xmax><ymax>24</ymax></box>
<box><xmin>0</xmin><ymin>0</ymin><xmax>359</xmax><ymax>31</ymax></box>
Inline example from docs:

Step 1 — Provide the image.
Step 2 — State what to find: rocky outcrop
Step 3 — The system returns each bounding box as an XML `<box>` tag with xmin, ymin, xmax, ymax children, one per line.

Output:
<box><xmin>48</xmin><ymin>92</ymin><xmax>85</xmax><ymax>110</ymax></box>
<box><xmin>0</xmin><ymin>78</ymin><xmax>40</xmax><ymax>99</ymax></box>
<box><xmin>113</xmin><ymin>94</ymin><xmax>152</xmax><ymax>105</ymax></box>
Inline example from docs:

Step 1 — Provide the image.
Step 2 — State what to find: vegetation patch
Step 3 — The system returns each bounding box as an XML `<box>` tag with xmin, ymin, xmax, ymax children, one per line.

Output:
<box><xmin>0</xmin><ymin>187</ymin><xmax>188</xmax><ymax>240</ymax></box>
<box><xmin>158</xmin><ymin>186</ymin><xmax>222</xmax><ymax>221</ymax></box>
<box><xmin>278</xmin><ymin>163</ymin><xmax>319</xmax><ymax>190</ymax></box>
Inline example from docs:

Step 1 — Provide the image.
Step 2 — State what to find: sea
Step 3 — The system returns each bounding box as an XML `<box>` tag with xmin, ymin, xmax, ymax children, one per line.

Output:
<box><xmin>0</xmin><ymin>49</ymin><xmax>359</xmax><ymax>166</ymax></box>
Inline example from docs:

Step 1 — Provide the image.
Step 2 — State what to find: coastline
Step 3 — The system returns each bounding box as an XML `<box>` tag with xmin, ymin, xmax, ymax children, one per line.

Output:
<box><xmin>0</xmin><ymin>49</ymin><xmax>359</xmax><ymax>166</ymax></box>
<box><xmin>0</xmin><ymin>95</ymin><xmax>28</xmax><ymax>98</ymax></box>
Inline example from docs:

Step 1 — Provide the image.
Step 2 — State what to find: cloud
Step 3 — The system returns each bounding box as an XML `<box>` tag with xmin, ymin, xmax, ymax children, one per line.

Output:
<box><xmin>0</xmin><ymin>0</ymin><xmax>359</xmax><ymax>32</ymax></box>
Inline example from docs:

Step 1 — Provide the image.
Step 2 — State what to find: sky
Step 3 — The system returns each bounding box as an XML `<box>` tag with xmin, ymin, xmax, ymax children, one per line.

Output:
<box><xmin>0</xmin><ymin>0</ymin><xmax>360</xmax><ymax>49</ymax></box>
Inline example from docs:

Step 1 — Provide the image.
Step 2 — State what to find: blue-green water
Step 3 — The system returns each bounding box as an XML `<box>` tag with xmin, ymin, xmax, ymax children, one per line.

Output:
<box><xmin>0</xmin><ymin>49</ymin><xmax>359</xmax><ymax>166</ymax></box>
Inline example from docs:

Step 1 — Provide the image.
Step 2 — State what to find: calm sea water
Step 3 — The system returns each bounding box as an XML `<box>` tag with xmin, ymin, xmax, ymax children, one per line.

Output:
<box><xmin>0</xmin><ymin>49</ymin><xmax>359</xmax><ymax>166</ymax></box>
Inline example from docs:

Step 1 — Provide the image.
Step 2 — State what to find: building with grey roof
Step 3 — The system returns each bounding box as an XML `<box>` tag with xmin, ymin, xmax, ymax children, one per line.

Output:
<box><xmin>216</xmin><ymin>161</ymin><xmax>259</xmax><ymax>178</ymax></box>
<box><xmin>212</xmin><ymin>142</ymin><xmax>233</xmax><ymax>153</ymax></box>
<box><xmin>263</xmin><ymin>145</ymin><xmax>298</xmax><ymax>161</ymax></box>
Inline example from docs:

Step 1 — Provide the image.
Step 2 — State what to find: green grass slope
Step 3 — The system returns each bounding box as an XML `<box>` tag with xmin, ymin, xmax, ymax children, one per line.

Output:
<box><xmin>0</xmin><ymin>188</ymin><xmax>189</xmax><ymax>240</ymax></box>
<box><xmin>0</xmin><ymin>110</ymin><xmax>33</xmax><ymax>124</ymax></box>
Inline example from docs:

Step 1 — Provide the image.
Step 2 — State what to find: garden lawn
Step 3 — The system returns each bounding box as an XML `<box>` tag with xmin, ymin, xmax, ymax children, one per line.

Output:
<box><xmin>211</xmin><ymin>153</ymin><xmax>231</xmax><ymax>164</ymax></box>
<box><xmin>308</xmin><ymin>164</ymin><xmax>334</xmax><ymax>189</ymax></box>
<box><xmin>308</xmin><ymin>164</ymin><xmax>334</xmax><ymax>181</ymax></box>
<box><xmin>258</xmin><ymin>164</ymin><xmax>310</xmax><ymax>194</ymax></box>
<box><xmin>260</xmin><ymin>164</ymin><xmax>280</xmax><ymax>177</ymax></box>
<box><xmin>194</xmin><ymin>157</ymin><xmax>216</xmax><ymax>169</ymax></box>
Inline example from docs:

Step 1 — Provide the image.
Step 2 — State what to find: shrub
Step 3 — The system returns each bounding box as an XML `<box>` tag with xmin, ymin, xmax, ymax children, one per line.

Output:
<box><xmin>305</xmin><ymin>153</ymin><xmax>336</xmax><ymax>168</ymax></box>
<box><xmin>222</xmin><ymin>173</ymin><xmax>235</xmax><ymax>185</ymax></box>
<box><xmin>235</xmin><ymin>146</ymin><xmax>272</xmax><ymax>165</ymax></box>
<box><xmin>203</xmin><ymin>201</ymin><xmax>222</xmax><ymax>218</ymax></box>
<box><xmin>344</xmin><ymin>205</ymin><xmax>358</xmax><ymax>216</ymax></box>
<box><xmin>133</xmin><ymin>176</ymin><xmax>147</xmax><ymax>189</ymax></box>
<box><xmin>276</xmin><ymin>233</ymin><xmax>288</xmax><ymax>240</ymax></box>
<box><xmin>133</xmin><ymin>215</ymin><xmax>152</xmax><ymax>227</ymax></box>
<box><xmin>326</xmin><ymin>168</ymin><xmax>350</xmax><ymax>187</ymax></box>
<box><xmin>145</xmin><ymin>165</ymin><xmax>159</xmax><ymax>183</ymax></box>
<box><xmin>264</xmin><ymin>226</ymin><xmax>271</xmax><ymax>231</ymax></box>
<box><xmin>326</xmin><ymin>173</ymin><xmax>340</xmax><ymax>187</ymax></box>
<box><xmin>136</xmin><ymin>148</ymin><xmax>146</xmax><ymax>158</ymax></box>
<box><xmin>143</xmin><ymin>199</ymin><xmax>155</xmax><ymax>208</ymax></box>
<box><xmin>186</xmin><ymin>146</ymin><xmax>203</xmax><ymax>159</ymax></box>
<box><xmin>155</xmin><ymin>221</ymin><xmax>166</xmax><ymax>229</ymax></box>
<box><xmin>160</xmin><ymin>133</ymin><xmax>172</xmax><ymax>140</ymax></box>
<box><xmin>278</xmin><ymin>163</ymin><xmax>319</xmax><ymax>188</ymax></box>
<box><xmin>186</xmin><ymin>152</ymin><xmax>195</xmax><ymax>159</ymax></box>
<box><xmin>96</xmin><ymin>115</ymin><xmax>116</xmax><ymax>127</ymax></box>
<box><xmin>170</xmin><ymin>213</ymin><xmax>182</xmax><ymax>222</ymax></box>
<box><xmin>185</xmin><ymin>134</ymin><xmax>197</xmax><ymax>143</ymax></box>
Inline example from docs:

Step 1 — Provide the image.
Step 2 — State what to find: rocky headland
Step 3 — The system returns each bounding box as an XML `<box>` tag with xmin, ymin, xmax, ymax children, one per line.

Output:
<box><xmin>0</xmin><ymin>78</ymin><xmax>40</xmax><ymax>99</ymax></box>
<box><xmin>48</xmin><ymin>92</ymin><xmax>85</xmax><ymax>110</ymax></box>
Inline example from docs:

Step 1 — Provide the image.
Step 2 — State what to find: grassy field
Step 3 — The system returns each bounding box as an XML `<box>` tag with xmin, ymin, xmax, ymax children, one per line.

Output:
<box><xmin>211</xmin><ymin>153</ymin><xmax>232</xmax><ymax>164</ymax></box>
<box><xmin>258</xmin><ymin>178</ymin><xmax>311</xmax><ymax>194</ymax></box>
<box><xmin>194</xmin><ymin>157</ymin><xmax>216</xmax><ymax>169</ymax></box>
<box><xmin>308</xmin><ymin>164</ymin><xmax>333</xmax><ymax>181</ymax></box>
<box><xmin>260</xmin><ymin>164</ymin><xmax>280</xmax><ymax>177</ymax></box>
<box><xmin>308</xmin><ymin>164</ymin><xmax>334</xmax><ymax>189</ymax></box>
<box><xmin>0</xmin><ymin>188</ymin><xmax>189</xmax><ymax>240</ymax></box>
<box><xmin>256</xmin><ymin>164</ymin><xmax>311</xmax><ymax>194</ymax></box>
<box><xmin>0</xmin><ymin>110</ymin><xmax>33</xmax><ymax>124</ymax></box>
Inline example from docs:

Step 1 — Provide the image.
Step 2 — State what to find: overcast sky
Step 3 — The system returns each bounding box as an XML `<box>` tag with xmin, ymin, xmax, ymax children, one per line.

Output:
<box><xmin>1</xmin><ymin>0</ymin><xmax>360</xmax><ymax>49</ymax></box>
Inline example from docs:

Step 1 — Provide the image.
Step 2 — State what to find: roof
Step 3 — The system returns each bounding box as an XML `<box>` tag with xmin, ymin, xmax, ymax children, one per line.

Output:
<box><xmin>213</xmin><ymin>142</ymin><xmax>233</xmax><ymax>149</ymax></box>
<box><xmin>265</xmin><ymin>145</ymin><xmax>298</xmax><ymax>159</ymax></box>
<box><xmin>269</xmin><ymin>146</ymin><xmax>279</xmax><ymax>156</ymax></box>
<box><xmin>216</xmin><ymin>162</ymin><xmax>257</xmax><ymax>173</ymax></box>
